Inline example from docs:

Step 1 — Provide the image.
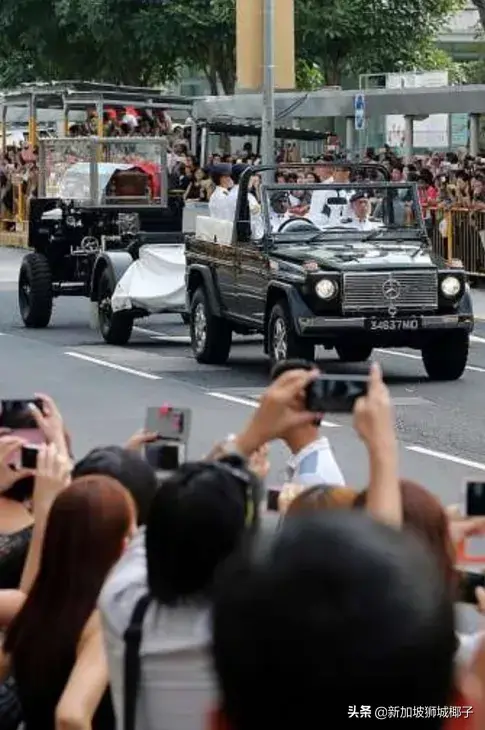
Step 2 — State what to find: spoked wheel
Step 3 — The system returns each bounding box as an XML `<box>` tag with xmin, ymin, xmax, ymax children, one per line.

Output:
<box><xmin>97</xmin><ymin>270</ymin><xmax>133</xmax><ymax>345</ymax></box>
<box><xmin>190</xmin><ymin>287</ymin><xmax>232</xmax><ymax>364</ymax></box>
<box><xmin>267</xmin><ymin>302</ymin><xmax>314</xmax><ymax>366</ymax></box>
<box><xmin>18</xmin><ymin>253</ymin><xmax>53</xmax><ymax>328</ymax></box>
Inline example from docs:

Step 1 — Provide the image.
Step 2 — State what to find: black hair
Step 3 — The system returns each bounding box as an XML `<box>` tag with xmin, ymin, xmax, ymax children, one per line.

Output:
<box><xmin>72</xmin><ymin>446</ymin><xmax>157</xmax><ymax>526</ymax></box>
<box><xmin>270</xmin><ymin>358</ymin><xmax>317</xmax><ymax>383</ymax></box>
<box><xmin>212</xmin><ymin>510</ymin><xmax>455</xmax><ymax>730</ymax></box>
<box><xmin>145</xmin><ymin>458</ymin><xmax>261</xmax><ymax>606</ymax></box>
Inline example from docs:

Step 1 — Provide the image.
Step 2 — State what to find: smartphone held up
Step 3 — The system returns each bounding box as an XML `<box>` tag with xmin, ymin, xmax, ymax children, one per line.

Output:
<box><xmin>305</xmin><ymin>374</ymin><xmax>368</xmax><ymax>413</ymax></box>
<box><xmin>143</xmin><ymin>406</ymin><xmax>191</xmax><ymax>477</ymax></box>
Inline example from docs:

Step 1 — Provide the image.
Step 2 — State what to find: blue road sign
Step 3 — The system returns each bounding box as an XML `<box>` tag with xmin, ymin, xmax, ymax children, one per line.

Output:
<box><xmin>354</xmin><ymin>93</ymin><xmax>365</xmax><ymax>131</ymax></box>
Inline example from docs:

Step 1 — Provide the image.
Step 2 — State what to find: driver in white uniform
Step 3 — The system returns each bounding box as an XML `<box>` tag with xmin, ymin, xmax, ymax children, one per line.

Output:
<box><xmin>208</xmin><ymin>163</ymin><xmax>234</xmax><ymax>220</ymax></box>
<box><xmin>340</xmin><ymin>192</ymin><xmax>382</xmax><ymax>231</ymax></box>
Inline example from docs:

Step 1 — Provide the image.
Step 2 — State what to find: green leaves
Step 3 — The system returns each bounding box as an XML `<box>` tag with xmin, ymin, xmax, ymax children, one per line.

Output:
<box><xmin>0</xmin><ymin>0</ymin><xmax>466</xmax><ymax>91</ymax></box>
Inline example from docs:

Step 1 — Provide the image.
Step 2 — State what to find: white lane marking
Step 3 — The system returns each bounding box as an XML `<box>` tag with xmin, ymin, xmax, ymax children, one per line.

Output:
<box><xmin>133</xmin><ymin>326</ymin><xmax>167</xmax><ymax>337</ymax></box>
<box><xmin>207</xmin><ymin>391</ymin><xmax>340</xmax><ymax>428</ymax></box>
<box><xmin>64</xmin><ymin>352</ymin><xmax>162</xmax><ymax>380</ymax></box>
<box><xmin>377</xmin><ymin>348</ymin><xmax>485</xmax><ymax>374</ymax></box>
<box><xmin>471</xmin><ymin>335</ymin><xmax>485</xmax><ymax>344</ymax></box>
<box><xmin>406</xmin><ymin>445</ymin><xmax>485</xmax><ymax>472</ymax></box>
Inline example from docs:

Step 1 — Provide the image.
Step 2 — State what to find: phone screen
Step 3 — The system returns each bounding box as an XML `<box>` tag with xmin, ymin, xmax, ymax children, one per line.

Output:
<box><xmin>145</xmin><ymin>407</ymin><xmax>191</xmax><ymax>443</ymax></box>
<box><xmin>466</xmin><ymin>481</ymin><xmax>485</xmax><ymax>516</ymax></box>
<box><xmin>305</xmin><ymin>375</ymin><xmax>367</xmax><ymax>413</ymax></box>
<box><xmin>144</xmin><ymin>442</ymin><xmax>181</xmax><ymax>473</ymax></box>
<box><xmin>464</xmin><ymin>481</ymin><xmax>485</xmax><ymax>560</ymax></box>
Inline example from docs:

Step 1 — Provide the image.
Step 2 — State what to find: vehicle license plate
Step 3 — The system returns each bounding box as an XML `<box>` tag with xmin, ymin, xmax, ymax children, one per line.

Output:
<box><xmin>367</xmin><ymin>318</ymin><xmax>420</xmax><ymax>331</ymax></box>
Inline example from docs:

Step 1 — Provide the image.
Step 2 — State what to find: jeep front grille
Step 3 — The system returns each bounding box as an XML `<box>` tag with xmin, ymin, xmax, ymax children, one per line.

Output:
<box><xmin>342</xmin><ymin>270</ymin><xmax>438</xmax><ymax>312</ymax></box>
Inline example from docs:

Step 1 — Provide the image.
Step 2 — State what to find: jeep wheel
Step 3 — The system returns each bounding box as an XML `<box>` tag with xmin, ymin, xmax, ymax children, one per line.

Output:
<box><xmin>18</xmin><ymin>253</ymin><xmax>53</xmax><ymax>328</ymax></box>
<box><xmin>336</xmin><ymin>343</ymin><xmax>373</xmax><ymax>363</ymax></box>
<box><xmin>190</xmin><ymin>287</ymin><xmax>232</xmax><ymax>364</ymax></box>
<box><xmin>421</xmin><ymin>331</ymin><xmax>469</xmax><ymax>381</ymax></box>
<box><xmin>98</xmin><ymin>270</ymin><xmax>133</xmax><ymax>345</ymax></box>
<box><xmin>268</xmin><ymin>302</ymin><xmax>314</xmax><ymax>365</ymax></box>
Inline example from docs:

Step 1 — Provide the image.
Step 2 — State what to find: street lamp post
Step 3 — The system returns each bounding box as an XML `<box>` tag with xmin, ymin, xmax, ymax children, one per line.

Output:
<box><xmin>261</xmin><ymin>0</ymin><xmax>275</xmax><ymax>177</ymax></box>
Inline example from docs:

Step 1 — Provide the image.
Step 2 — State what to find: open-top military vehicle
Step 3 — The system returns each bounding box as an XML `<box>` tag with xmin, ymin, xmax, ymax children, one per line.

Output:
<box><xmin>185</xmin><ymin>162</ymin><xmax>474</xmax><ymax>381</ymax></box>
<box><xmin>18</xmin><ymin>136</ymin><xmax>187</xmax><ymax>344</ymax></box>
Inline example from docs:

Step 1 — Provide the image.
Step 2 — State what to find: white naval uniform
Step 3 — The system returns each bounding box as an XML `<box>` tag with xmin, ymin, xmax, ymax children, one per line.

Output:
<box><xmin>340</xmin><ymin>217</ymin><xmax>382</xmax><ymax>232</ymax></box>
<box><xmin>227</xmin><ymin>185</ymin><xmax>264</xmax><ymax>238</ymax></box>
<box><xmin>209</xmin><ymin>185</ymin><xmax>232</xmax><ymax>220</ymax></box>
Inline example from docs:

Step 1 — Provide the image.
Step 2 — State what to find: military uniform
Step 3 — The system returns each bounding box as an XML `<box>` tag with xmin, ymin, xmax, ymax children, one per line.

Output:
<box><xmin>208</xmin><ymin>163</ymin><xmax>233</xmax><ymax>220</ymax></box>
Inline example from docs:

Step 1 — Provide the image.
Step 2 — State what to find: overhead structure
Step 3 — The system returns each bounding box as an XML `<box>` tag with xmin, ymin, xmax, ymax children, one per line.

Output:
<box><xmin>1</xmin><ymin>81</ymin><xmax>193</xmax><ymax>148</ymax></box>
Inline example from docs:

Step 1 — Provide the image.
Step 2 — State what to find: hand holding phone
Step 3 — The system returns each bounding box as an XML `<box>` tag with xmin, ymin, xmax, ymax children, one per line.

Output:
<box><xmin>143</xmin><ymin>406</ymin><xmax>191</xmax><ymax>475</ymax></box>
<box><xmin>305</xmin><ymin>374</ymin><xmax>368</xmax><ymax>413</ymax></box>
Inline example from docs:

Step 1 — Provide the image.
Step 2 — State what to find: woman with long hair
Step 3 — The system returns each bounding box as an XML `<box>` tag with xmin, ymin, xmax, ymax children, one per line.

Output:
<box><xmin>0</xmin><ymin>475</ymin><xmax>136</xmax><ymax>729</ymax></box>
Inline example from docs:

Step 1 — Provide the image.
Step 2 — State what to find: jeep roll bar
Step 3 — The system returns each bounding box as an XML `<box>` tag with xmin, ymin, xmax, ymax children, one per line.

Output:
<box><xmin>235</xmin><ymin>162</ymin><xmax>391</xmax><ymax>242</ymax></box>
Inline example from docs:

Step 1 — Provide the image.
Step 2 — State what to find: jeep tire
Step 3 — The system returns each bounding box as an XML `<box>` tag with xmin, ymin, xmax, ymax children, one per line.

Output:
<box><xmin>98</xmin><ymin>270</ymin><xmax>134</xmax><ymax>345</ymax></box>
<box><xmin>421</xmin><ymin>331</ymin><xmax>469</xmax><ymax>381</ymax></box>
<box><xmin>267</xmin><ymin>301</ymin><xmax>314</xmax><ymax>365</ymax></box>
<box><xmin>18</xmin><ymin>252</ymin><xmax>53</xmax><ymax>328</ymax></box>
<box><xmin>190</xmin><ymin>287</ymin><xmax>232</xmax><ymax>364</ymax></box>
<box><xmin>336</xmin><ymin>343</ymin><xmax>373</xmax><ymax>363</ymax></box>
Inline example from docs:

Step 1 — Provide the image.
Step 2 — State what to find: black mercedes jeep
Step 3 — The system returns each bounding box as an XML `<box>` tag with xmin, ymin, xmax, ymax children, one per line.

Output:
<box><xmin>185</xmin><ymin>163</ymin><xmax>474</xmax><ymax>381</ymax></box>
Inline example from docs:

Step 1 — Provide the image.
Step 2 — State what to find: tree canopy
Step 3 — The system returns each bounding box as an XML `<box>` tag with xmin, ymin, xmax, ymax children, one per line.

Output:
<box><xmin>0</xmin><ymin>0</ymin><xmax>464</xmax><ymax>92</ymax></box>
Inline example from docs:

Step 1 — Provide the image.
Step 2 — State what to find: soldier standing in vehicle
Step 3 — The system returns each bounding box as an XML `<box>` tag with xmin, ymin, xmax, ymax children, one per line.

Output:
<box><xmin>208</xmin><ymin>163</ymin><xmax>233</xmax><ymax>219</ymax></box>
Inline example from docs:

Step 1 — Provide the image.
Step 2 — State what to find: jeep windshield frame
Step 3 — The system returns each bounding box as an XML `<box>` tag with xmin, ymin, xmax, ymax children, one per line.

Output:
<box><xmin>260</xmin><ymin>182</ymin><xmax>426</xmax><ymax>245</ymax></box>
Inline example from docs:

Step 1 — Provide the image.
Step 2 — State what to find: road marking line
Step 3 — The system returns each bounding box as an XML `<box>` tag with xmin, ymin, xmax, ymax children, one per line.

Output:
<box><xmin>406</xmin><ymin>445</ymin><xmax>485</xmax><ymax>472</ymax></box>
<box><xmin>207</xmin><ymin>391</ymin><xmax>340</xmax><ymax>428</ymax></box>
<box><xmin>471</xmin><ymin>335</ymin><xmax>485</xmax><ymax>344</ymax></box>
<box><xmin>64</xmin><ymin>352</ymin><xmax>162</xmax><ymax>380</ymax></box>
<box><xmin>377</xmin><ymin>348</ymin><xmax>485</xmax><ymax>374</ymax></box>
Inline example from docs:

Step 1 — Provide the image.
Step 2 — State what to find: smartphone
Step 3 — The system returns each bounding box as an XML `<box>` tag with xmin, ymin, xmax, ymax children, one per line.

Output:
<box><xmin>21</xmin><ymin>445</ymin><xmax>39</xmax><ymax>470</ymax></box>
<box><xmin>144</xmin><ymin>441</ymin><xmax>183</xmax><ymax>473</ymax></box>
<box><xmin>144</xmin><ymin>406</ymin><xmax>191</xmax><ymax>443</ymax></box>
<box><xmin>466</xmin><ymin>481</ymin><xmax>485</xmax><ymax>516</ymax></box>
<box><xmin>267</xmin><ymin>487</ymin><xmax>281</xmax><ymax>512</ymax></box>
<box><xmin>143</xmin><ymin>406</ymin><xmax>191</xmax><ymax>476</ymax></box>
<box><xmin>459</xmin><ymin>481</ymin><xmax>485</xmax><ymax>564</ymax></box>
<box><xmin>459</xmin><ymin>570</ymin><xmax>485</xmax><ymax>604</ymax></box>
<box><xmin>305</xmin><ymin>375</ymin><xmax>367</xmax><ymax>413</ymax></box>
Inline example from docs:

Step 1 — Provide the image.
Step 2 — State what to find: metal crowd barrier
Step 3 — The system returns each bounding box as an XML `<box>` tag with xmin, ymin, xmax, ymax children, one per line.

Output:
<box><xmin>428</xmin><ymin>206</ymin><xmax>485</xmax><ymax>278</ymax></box>
<box><xmin>0</xmin><ymin>179</ymin><xmax>28</xmax><ymax>232</ymax></box>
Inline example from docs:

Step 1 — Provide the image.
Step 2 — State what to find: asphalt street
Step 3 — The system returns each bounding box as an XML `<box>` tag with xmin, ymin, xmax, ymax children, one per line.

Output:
<box><xmin>2</xmin><ymin>246</ymin><xmax>485</xmax><ymax>510</ymax></box>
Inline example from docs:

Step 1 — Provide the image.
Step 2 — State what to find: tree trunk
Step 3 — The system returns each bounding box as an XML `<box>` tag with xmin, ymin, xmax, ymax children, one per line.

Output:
<box><xmin>471</xmin><ymin>0</ymin><xmax>485</xmax><ymax>31</ymax></box>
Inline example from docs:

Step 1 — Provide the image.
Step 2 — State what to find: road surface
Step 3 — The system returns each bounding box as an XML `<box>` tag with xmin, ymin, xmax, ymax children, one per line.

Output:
<box><xmin>2</xmin><ymin>247</ymin><xmax>485</xmax><ymax>510</ymax></box>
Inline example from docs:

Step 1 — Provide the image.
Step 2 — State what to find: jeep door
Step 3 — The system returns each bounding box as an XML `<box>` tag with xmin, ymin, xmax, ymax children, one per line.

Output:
<box><xmin>234</xmin><ymin>240</ymin><xmax>268</xmax><ymax>324</ymax></box>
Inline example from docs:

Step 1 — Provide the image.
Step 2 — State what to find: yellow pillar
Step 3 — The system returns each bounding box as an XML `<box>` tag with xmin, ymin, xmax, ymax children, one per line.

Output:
<box><xmin>236</xmin><ymin>0</ymin><xmax>295</xmax><ymax>91</ymax></box>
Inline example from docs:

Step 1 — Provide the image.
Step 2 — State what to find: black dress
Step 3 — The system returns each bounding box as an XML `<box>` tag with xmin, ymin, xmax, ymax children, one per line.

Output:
<box><xmin>14</xmin><ymin>647</ymin><xmax>115</xmax><ymax>730</ymax></box>
<box><xmin>0</xmin><ymin>527</ymin><xmax>33</xmax><ymax>589</ymax></box>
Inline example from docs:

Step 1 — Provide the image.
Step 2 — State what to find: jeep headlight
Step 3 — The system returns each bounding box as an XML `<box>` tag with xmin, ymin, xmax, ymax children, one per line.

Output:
<box><xmin>66</xmin><ymin>215</ymin><xmax>77</xmax><ymax>227</ymax></box>
<box><xmin>441</xmin><ymin>275</ymin><xmax>461</xmax><ymax>298</ymax></box>
<box><xmin>315</xmin><ymin>278</ymin><xmax>337</xmax><ymax>300</ymax></box>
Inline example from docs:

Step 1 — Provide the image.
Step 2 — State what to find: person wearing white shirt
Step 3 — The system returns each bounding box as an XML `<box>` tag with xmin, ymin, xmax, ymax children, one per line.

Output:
<box><xmin>270</xmin><ymin>359</ymin><xmax>345</xmax><ymax>488</ymax></box>
<box><xmin>227</xmin><ymin>164</ymin><xmax>264</xmax><ymax>238</ymax></box>
<box><xmin>309</xmin><ymin>166</ymin><xmax>353</xmax><ymax>227</ymax></box>
<box><xmin>208</xmin><ymin>163</ymin><xmax>233</xmax><ymax>220</ymax></box>
<box><xmin>340</xmin><ymin>192</ymin><xmax>382</xmax><ymax>232</ymax></box>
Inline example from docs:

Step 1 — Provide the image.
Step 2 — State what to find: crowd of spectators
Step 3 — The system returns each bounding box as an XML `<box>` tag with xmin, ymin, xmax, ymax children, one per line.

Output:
<box><xmin>2</xmin><ymin>115</ymin><xmax>485</xmax><ymax>229</ymax></box>
<box><xmin>1</xmin><ymin>365</ymin><xmax>485</xmax><ymax>729</ymax></box>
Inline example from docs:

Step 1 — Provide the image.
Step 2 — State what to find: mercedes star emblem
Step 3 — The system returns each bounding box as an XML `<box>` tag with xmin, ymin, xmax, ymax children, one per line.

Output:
<box><xmin>382</xmin><ymin>277</ymin><xmax>401</xmax><ymax>301</ymax></box>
